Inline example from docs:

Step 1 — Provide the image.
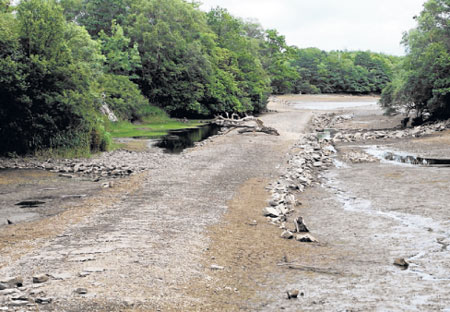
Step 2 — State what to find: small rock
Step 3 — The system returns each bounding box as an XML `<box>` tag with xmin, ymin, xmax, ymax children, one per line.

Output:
<box><xmin>247</xmin><ymin>220</ymin><xmax>257</xmax><ymax>226</ymax></box>
<box><xmin>0</xmin><ymin>277</ymin><xmax>23</xmax><ymax>288</ymax></box>
<box><xmin>210</xmin><ymin>264</ymin><xmax>225</xmax><ymax>271</ymax></box>
<box><xmin>393</xmin><ymin>258</ymin><xmax>409</xmax><ymax>269</ymax></box>
<box><xmin>11</xmin><ymin>295</ymin><xmax>29</xmax><ymax>301</ymax></box>
<box><xmin>294</xmin><ymin>217</ymin><xmax>309</xmax><ymax>233</ymax></box>
<box><xmin>295</xmin><ymin>234</ymin><xmax>318</xmax><ymax>243</ymax></box>
<box><xmin>269</xmin><ymin>199</ymin><xmax>280</xmax><ymax>207</ymax></box>
<box><xmin>286</xmin><ymin>289</ymin><xmax>299</xmax><ymax>299</ymax></box>
<box><xmin>49</xmin><ymin>273</ymin><xmax>72</xmax><ymax>280</ymax></box>
<box><xmin>33</xmin><ymin>274</ymin><xmax>49</xmax><ymax>284</ymax></box>
<box><xmin>35</xmin><ymin>297</ymin><xmax>53</xmax><ymax>304</ymax></box>
<box><xmin>0</xmin><ymin>283</ymin><xmax>7</xmax><ymax>290</ymax></box>
<box><xmin>263</xmin><ymin>207</ymin><xmax>280</xmax><ymax>218</ymax></box>
<box><xmin>281</xmin><ymin>230</ymin><xmax>294</xmax><ymax>239</ymax></box>
<box><xmin>74</xmin><ymin>288</ymin><xmax>88</xmax><ymax>295</ymax></box>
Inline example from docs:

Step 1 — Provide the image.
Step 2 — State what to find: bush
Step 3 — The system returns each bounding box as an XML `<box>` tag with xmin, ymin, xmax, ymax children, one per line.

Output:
<box><xmin>99</xmin><ymin>74</ymin><xmax>150</xmax><ymax>121</ymax></box>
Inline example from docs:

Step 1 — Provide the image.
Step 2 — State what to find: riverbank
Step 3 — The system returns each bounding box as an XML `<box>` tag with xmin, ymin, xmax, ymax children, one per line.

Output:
<box><xmin>1</xmin><ymin>95</ymin><xmax>449</xmax><ymax>311</ymax></box>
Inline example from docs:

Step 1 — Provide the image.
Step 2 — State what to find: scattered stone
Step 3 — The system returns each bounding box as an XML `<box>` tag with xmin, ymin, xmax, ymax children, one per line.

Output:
<box><xmin>74</xmin><ymin>288</ymin><xmax>88</xmax><ymax>295</ymax></box>
<box><xmin>32</xmin><ymin>274</ymin><xmax>49</xmax><ymax>284</ymax></box>
<box><xmin>294</xmin><ymin>217</ymin><xmax>309</xmax><ymax>233</ymax></box>
<box><xmin>0</xmin><ymin>289</ymin><xmax>18</xmax><ymax>296</ymax></box>
<box><xmin>295</xmin><ymin>234</ymin><xmax>318</xmax><ymax>243</ymax></box>
<box><xmin>269</xmin><ymin>199</ymin><xmax>281</xmax><ymax>207</ymax></box>
<box><xmin>210</xmin><ymin>264</ymin><xmax>225</xmax><ymax>271</ymax></box>
<box><xmin>281</xmin><ymin>230</ymin><xmax>294</xmax><ymax>239</ymax></box>
<box><xmin>393</xmin><ymin>258</ymin><xmax>409</xmax><ymax>269</ymax></box>
<box><xmin>0</xmin><ymin>283</ymin><xmax>7</xmax><ymax>291</ymax></box>
<box><xmin>332</xmin><ymin>120</ymin><xmax>449</xmax><ymax>143</ymax></box>
<box><xmin>247</xmin><ymin>220</ymin><xmax>257</xmax><ymax>226</ymax></box>
<box><xmin>35</xmin><ymin>297</ymin><xmax>53</xmax><ymax>304</ymax></box>
<box><xmin>49</xmin><ymin>273</ymin><xmax>72</xmax><ymax>280</ymax></box>
<box><xmin>0</xmin><ymin>277</ymin><xmax>23</xmax><ymax>288</ymax></box>
<box><xmin>263</xmin><ymin>207</ymin><xmax>280</xmax><ymax>218</ymax></box>
<box><xmin>286</xmin><ymin>289</ymin><xmax>300</xmax><ymax>299</ymax></box>
<box><xmin>11</xmin><ymin>295</ymin><xmax>30</xmax><ymax>301</ymax></box>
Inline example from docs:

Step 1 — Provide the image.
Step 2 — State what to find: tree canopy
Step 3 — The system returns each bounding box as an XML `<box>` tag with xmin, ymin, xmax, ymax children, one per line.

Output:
<box><xmin>381</xmin><ymin>0</ymin><xmax>450</xmax><ymax>120</ymax></box>
<box><xmin>0</xmin><ymin>0</ymin><xmax>403</xmax><ymax>155</ymax></box>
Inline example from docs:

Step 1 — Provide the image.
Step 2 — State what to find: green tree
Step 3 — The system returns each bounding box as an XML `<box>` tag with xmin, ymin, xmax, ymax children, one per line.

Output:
<box><xmin>260</xmin><ymin>29</ymin><xmax>300</xmax><ymax>94</ymax></box>
<box><xmin>77</xmin><ymin>0</ymin><xmax>132</xmax><ymax>37</ymax></box>
<box><xmin>130</xmin><ymin>0</ymin><xmax>218</xmax><ymax>116</ymax></box>
<box><xmin>98</xmin><ymin>20</ymin><xmax>141</xmax><ymax>77</ymax></box>
<box><xmin>205</xmin><ymin>7</ymin><xmax>271</xmax><ymax>113</ymax></box>
<box><xmin>0</xmin><ymin>0</ymin><xmax>108</xmax><ymax>155</ymax></box>
<box><xmin>381</xmin><ymin>0</ymin><xmax>450</xmax><ymax>119</ymax></box>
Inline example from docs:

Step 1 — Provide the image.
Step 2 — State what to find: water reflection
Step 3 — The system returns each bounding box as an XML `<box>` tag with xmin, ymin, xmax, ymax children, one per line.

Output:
<box><xmin>157</xmin><ymin>123</ymin><xmax>221</xmax><ymax>153</ymax></box>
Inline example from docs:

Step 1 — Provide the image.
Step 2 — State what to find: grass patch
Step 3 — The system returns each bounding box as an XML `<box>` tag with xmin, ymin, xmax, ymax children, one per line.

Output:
<box><xmin>109</xmin><ymin>115</ymin><xmax>204</xmax><ymax>139</ymax></box>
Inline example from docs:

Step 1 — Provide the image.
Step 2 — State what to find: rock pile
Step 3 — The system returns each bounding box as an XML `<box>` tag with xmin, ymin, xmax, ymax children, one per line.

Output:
<box><xmin>0</xmin><ymin>149</ymin><xmax>167</xmax><ymax>181</ymax></box>
<box><xmin>333</xmin><ymin>120</ymin><xmax>450</xmax><ymax>143</ymax></box>
<box><xmin>0</xmin><ymin>275</ymin><xmax>53</xmax><ymax>307</ymax></box>
<box><xmin>342</xmin><ymin>151</ymin><xmax>378</xmax><ymax>164</ymax></box>
<box><xmin>264</xmin><ymin>114</ymin><xmax>337</xmax><ymax>241</ymax></box>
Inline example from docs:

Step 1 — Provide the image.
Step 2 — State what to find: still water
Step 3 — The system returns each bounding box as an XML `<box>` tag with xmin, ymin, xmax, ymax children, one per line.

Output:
<box><xmin>157</xmin><ymin>123</ymin><xmax>221</xmax><ymax>153</ymax></box>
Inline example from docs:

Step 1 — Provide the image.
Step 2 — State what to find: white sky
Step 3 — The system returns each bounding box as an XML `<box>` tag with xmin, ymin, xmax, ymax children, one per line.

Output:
<box><xmin>198</xmin><ymin>0</ymin><xmax>426</xmax><ymax>55</ymax></box>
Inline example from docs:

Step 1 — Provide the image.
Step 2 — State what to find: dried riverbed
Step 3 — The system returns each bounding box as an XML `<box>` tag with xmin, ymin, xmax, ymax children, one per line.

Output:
<box><xmin>1</xmin><ymin>94</ymin><xmax>449</xmax><ymax>311</ymax></box>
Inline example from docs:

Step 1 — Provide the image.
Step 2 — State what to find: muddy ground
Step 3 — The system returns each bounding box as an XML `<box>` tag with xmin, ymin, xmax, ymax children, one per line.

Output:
<box><xmin>0</xmin><ymin>94</ymin><xmax>449</xmax><ymax>311</ymax></box>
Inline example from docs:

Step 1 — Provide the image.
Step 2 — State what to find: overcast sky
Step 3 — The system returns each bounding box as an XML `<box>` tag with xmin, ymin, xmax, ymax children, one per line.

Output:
<box><xmin>199</xmin><ymin>0</ymin><xmax>426</xmax><ymax>55</ymax></box>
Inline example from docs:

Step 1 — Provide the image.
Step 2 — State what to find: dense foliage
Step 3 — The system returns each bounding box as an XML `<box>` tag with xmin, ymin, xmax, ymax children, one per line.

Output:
<box><xmin>0</xmin><ymin>0</ymin><xmax>400</xmax><ymax>155</ymax></box>
<box><xmin>381</xmin><ymin>0</ymin><xmax>450</xmax><ymax>121</ymax></box>
<box><xmin>0</xmin><ymin>0</ymin><xmax>109</xmax><ymax>155</ymax></box>
<box><xmin>292</xmin><ymin>49</ymin><xmax>398</xmax><ymax>94</ymax></box>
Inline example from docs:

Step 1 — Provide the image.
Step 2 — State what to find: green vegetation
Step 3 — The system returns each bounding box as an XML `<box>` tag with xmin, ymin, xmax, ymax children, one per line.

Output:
<box><xmin>2</xmin><ymin>0</ymin><xmax>433</xmax><ymax>156</ymax></box>
<box><xmin>291</xmin><ymin>49</ymin><xmax>400</xmax><ymax>94</ymax></box>
<box><xmin>108</xmin><ymin>116</ymin><xmax>202</xmax><ymax>139</ymax></box>
<box><xmin>381</xmin><ymin>0</ymin><xmax>450</xmax><ymax>122</ymax></box>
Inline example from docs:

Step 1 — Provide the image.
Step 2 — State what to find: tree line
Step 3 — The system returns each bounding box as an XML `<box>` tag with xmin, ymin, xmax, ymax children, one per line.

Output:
<box><xmin>0</xmin><ymin>0</ymin><xmax>426</xmax><ymax>156</ymax></box>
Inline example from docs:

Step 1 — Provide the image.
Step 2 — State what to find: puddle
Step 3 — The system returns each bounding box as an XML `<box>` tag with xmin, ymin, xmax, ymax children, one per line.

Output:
<box><xmin>15</xmin><ymin>200</ymin><xmax>46</xmax><ymax>208</ymax></box>
<box><xmin>156</xmin><ymin>123</ymin><xmax>221</xmax><ymax>153</ymax></box>
<box><xmin>365</xmin><ymin>146</ymin><xmax>450</xmax><ymax>167</ymax></box>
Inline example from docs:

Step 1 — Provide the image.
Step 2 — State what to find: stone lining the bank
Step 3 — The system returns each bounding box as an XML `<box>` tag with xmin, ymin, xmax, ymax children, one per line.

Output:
<box><xmin>0</xmin><ymin>150</ymin><xmax>168</xmax><ymax>181</ymax></box>
<box><xmin>265</xmin><ymin>113</ymin><xmax>450</xmax><ymax>240</ymax></box>
<box><xmin>333</xmin><ymin>120</ymin><xmax>450</xmax><ymax>143</ymax></box>
<box><xmin>264</xmin><ymin>114</ymin><xmax>337</xmax><ymax>240</ymax></box>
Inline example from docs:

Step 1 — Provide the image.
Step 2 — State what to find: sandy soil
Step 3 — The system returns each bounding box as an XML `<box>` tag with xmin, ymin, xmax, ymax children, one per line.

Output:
<box><xmin>1</xmin><ymin>94</ymin><xmax>449</xmax><ymax>311</ymax></box>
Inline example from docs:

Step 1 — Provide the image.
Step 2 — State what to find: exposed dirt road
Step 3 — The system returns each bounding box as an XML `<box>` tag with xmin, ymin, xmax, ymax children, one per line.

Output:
<box><xmin>1</xmin><ymin>94</ymin><xmax>449</xmax><ymax>311</ymax></box>
<box><xmin>0</xmin><ymin>98</ymin><xmax>313</xmax><ymax>311</ymax></box>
